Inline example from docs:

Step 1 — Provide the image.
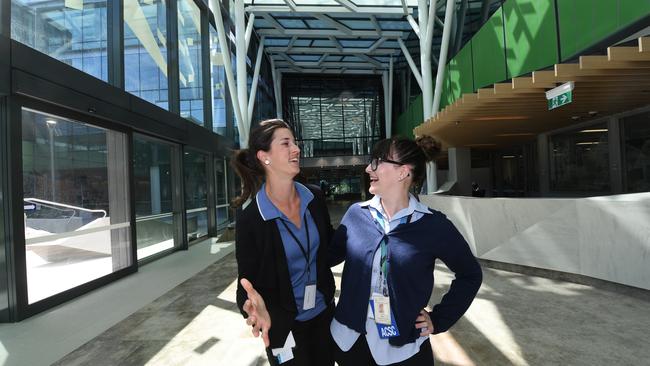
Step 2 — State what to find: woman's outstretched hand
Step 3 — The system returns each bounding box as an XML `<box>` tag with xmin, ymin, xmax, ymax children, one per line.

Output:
<box><xmin>415</xmin><ymin>309</ymin><xmax>434</xmax><ymax>337</ymax></box>
<box><xmin>241</xmin><ymin>278</ymin><xmax>271</xmax><ymax>347</ymax></box>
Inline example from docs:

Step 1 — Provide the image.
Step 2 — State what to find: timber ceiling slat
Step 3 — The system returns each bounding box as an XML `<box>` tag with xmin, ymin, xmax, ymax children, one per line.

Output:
<box><xmin>415</xmin><ymin>36</ymin><xmax>650</xmax><ymax>148</ymax></box>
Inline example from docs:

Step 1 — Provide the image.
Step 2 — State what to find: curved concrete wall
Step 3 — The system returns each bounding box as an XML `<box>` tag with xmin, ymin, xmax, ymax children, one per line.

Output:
<box><xmin>419</xmin><ymin>193</ymin><xmax>650</xmax><ymax>290</ymax></box>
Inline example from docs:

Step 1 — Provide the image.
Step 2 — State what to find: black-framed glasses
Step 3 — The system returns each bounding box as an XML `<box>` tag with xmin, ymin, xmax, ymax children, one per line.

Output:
<box><xmin>369</xmin><ymin>157</ymin><xmax>404</xmax><ymax>171</ymax></box>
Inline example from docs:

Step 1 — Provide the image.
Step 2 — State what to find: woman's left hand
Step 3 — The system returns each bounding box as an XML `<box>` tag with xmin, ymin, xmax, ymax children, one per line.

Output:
<box><xmin>415</xmin><ymin>309</ymin><xmax>434</xmax><ymax>337</ymax></box>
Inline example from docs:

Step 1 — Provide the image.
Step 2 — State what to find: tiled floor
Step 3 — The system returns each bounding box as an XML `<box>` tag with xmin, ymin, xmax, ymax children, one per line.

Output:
<box><xmin>52</xmin><ymin>252</ymin><xmax>650</xmax><ymax>366</ymax></box>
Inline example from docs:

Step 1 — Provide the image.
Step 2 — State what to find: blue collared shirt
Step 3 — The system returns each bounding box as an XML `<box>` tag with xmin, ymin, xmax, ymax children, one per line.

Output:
<box><xmin>256</xmin><ymin>182</ymin><xmax>327</xmax><ymax>321</ymax></box>
<box><xmin>331</xmin><ymin>193</ymin><xmax>431</xmax><ymax>365</ymax></box>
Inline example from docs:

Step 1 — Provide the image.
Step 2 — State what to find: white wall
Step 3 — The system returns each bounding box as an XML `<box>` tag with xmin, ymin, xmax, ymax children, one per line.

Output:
<box><xmin>420</xmin><ymin>193</ymin><xmax>650</xmax><ymax>290</ymax></box>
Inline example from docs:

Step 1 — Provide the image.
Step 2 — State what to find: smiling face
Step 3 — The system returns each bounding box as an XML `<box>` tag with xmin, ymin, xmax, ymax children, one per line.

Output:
<box><xmin>365</xmin><ymin>152</ymin><xmax>411</xmax><ymax>197</ymax></box>
<box><xmin>257</xmin><ymin>127</ymin><xmax>301</xmax><ymax>179</ymax></box>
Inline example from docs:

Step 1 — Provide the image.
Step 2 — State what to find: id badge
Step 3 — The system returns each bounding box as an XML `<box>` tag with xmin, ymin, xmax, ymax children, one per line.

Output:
<box><xmin>372</xmin><ymin>294</ymin><xmax>391</xmax><ymax>325</ymax></box>
<box><xmin>369</xmin><ymin>298</ymin><xmax>400</xmax><ymax>339</ymax></box>
<box><xmin>303</xmin><ymin>283</ymin><xmax>316</xmax><ymax>310</ymax></box>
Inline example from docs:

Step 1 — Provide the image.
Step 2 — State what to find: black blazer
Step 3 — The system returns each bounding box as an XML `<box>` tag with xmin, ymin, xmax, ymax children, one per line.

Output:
<box><xmin>235</xmin><ymin>184</ymin><xmax>335</xmax><ymax>349</ymax></box>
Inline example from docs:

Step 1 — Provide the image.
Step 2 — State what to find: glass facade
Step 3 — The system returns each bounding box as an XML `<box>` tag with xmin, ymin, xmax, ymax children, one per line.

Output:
<box><xmin>622</xmin><ymin>111</ymin><xmax>650</xmax><ymax>193</ymax></box>
<box><xmin>0</xmin><ymin>99</ymin><xmax>8</xmax><ymax>321</ymax></box>
<box><xmin>21</xmin><ymin>108</ymin><xmax>131</xmax><ymax>304</ymax></box>
<box><xmin>177</xmin><ymin>0</ymin><xmax>203</xmax><ymax>125</ymax></box>
<box><xmin>285</xmin><ymin>76</ymin><xmax>382</xmax><ymax>157</ymax></box>
<box><xmin>209</xmin><ymin>26</ymin><xmax>227</xmax><ymax>135</ymax></box>
<box><xmin>133</xmin><ymin>135</ymin><xmax>178</xmax><ymax>260</ymax></box>
<box><xmin>550</xmin><ymin>123</ymin><xmax>610</xmax><ymax>193</ymax></box>
<box><xmin>11</xmin><ymin>0</ymin><xmax>108</xmax><ymax>81</ymax></box>
<box><xmin>184</xmin><ymin>149</ymin><xmax>208</xmax><ymax>241</ymax></box>
<box><xmin>124</xmin><ymin>0</ymin><xmax>169</xmax><ymax>109</ymax></box>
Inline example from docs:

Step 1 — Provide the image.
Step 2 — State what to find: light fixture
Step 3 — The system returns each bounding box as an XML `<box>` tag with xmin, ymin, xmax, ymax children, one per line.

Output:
<box><xmin>579</xmin><ymin>129</ymin><xmax>608</xmax><ymax>133</ymax></box>
<box><xmin>46</xmin><ymin>119</ymin><xmax>57</xmax><ymax>125</ymax></box>
<box><xmin>576</xmin><ymin>142</ymin><xmax>600</xmax><ymax>145</ymax></box>
<box><xmin>588</xmin><ymin>111</ymin><xmax>599</xmax><ymax>116</ymax></box>
<box><xmin>571</xmin><ymin>116</ymin><xmax>580</xmax><ymax>121</ymax></box>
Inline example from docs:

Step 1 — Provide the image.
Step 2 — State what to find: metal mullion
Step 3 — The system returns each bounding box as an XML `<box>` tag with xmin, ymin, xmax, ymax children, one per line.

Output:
<box><xmin>202</xmin><ymin>11</ymin><xmax>213</xmax><ymax>131</ymax></box>
<box><xmin>0</xmin><ymin>97</ymin><xmax>14</xmax><ymax>321</ymax></box>
<box><xmin>107</xmin><ymin>0</ymin><xmax>124</xmax><ymax>88</ymax></box>
<box><xmin>127</xmin><ymin>131</ymin><xmax>138</xmax><ymax>269</ymax></box>
<box><xmin>7</xmin><ymin>97</ymin><xmax>27</xmax><ymax>320</ymax></box>
<box><xmin>175</xmin><ymin>145</ymin><xmax>188</xmax><ymax>250</ymax></box>
<box><xmin>206</xmin><ymin>153</ymin><xmax>217</xmax><ymax>237</ymax></box>
<box><xmin>168</xmin><ymin>0</ymin><xmax>180</xmax><ymax>114</ymax></box>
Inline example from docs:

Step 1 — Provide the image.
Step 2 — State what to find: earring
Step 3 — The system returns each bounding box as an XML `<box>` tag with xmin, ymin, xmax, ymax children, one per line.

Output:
<box><xmin>264</xmin><ymin>160</ymin><xmax>270</xmax><ymax>165</ymax></box>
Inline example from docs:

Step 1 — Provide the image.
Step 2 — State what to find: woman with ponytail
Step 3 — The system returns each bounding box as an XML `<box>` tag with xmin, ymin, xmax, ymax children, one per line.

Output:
<box><xmin>232</xmin><ymin>119</ymin><xmax>335</xmax><ymax>366</ymax></box>
<box><xmin>329</xmin><ymin>135</ymin><xmax>483</xmax><ymax>365</ymax></box>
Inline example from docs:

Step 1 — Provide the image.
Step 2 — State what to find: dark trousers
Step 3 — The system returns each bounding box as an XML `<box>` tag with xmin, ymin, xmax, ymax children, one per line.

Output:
<box><xmin>334</xmin><ymin>334</ymin><xmax>434</xmax><ymax>366</ymax></box>
<box><xmin>265</xmin><ymin>306</ymin><xmax>334</xmax><ymax>366</ymax></box>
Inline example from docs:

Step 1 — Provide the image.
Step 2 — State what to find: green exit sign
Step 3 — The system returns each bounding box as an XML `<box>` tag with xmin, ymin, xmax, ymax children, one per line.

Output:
<box><xmin>548</xmin><ymin>91</ymin><xmax>572</xmax><ymax>110</ymax></box>
<box><xmin>546</xmin><ymin>81</ymin><xmax>574</xmax><ymax>111</ymax></box>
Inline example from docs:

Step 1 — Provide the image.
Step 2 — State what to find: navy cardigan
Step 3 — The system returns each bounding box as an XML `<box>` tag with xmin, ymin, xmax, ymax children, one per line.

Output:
<box><xmin>330</xmin><ymin>203</ymin><xmax>482</xmax><ymax>346</ymax></box>
<box><xmin>235</xmin><ymin>185</ymin><xmax>336</xmax><ymax>349</ymax></box>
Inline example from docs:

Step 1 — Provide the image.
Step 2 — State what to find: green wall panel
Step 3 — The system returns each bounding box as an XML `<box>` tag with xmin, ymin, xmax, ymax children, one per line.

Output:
<box><xmin>619</xmin><ymin>0</ymin><xmax>650</xmax><ymax>29</ymax></box>
<box><xmin>558</xmin><ymin>0</ymin><xmax>618</xmax><ymax>60</ymax></box>
<box><xmin>395</xmin><ymin>94</ymin><xmax>423</xmax><ymax>139</ymax></box>
<box><xmin>447</xmin><ymin>42</ymin><xmax>474</xmax><ymax>104</ymax></box>
<box><xmin>504</xmin><ymin>0</ymin><xmax>559</xmax><ymax>78</ymax></box>
<box><xmin>471</xmin><ymin>8</ymin><xmax>507</xmax><ymax>89</ymax></box>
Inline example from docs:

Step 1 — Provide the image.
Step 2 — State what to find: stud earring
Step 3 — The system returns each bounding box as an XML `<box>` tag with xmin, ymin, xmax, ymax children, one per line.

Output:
<box><xmin>264</xmin><ymin>160</ymin><xmax>270</xmax><ymax>165</ymax></box>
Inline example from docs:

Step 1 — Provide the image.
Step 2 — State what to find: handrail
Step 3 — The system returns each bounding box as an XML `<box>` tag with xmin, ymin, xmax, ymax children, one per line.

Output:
<box><xmin>24</xmin><ymin>198</ymin><xmax>107</xmax><ymax>218</ymax></box>
<box><xmin>135</xmin><ymin>212</ymin><xmax>174</xmax><ymax>222</ymax></box>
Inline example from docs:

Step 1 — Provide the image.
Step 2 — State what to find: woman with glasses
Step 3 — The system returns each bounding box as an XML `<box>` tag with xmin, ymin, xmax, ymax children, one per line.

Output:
<box><xmin>232</xmin><ymin>119</ymin><xmax>335</xmax><ymax>366</ymax></box>
<box><xmin>329</xmin><ymin>135</ymin><xmax>483</xmax><ymax>365</ymax></box>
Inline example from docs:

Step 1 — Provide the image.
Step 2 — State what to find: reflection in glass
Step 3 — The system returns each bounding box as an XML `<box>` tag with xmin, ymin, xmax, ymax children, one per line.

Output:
<box><xmin>209</xmin><ymin>26</ymin><xmax>227</xmax><ymax>135</ymax></box>
<box><xmin>622</xmin><ymin>112</ymin><xmax>650</xmax><ymax>193</ymax></box>
<box><xmin>184</xmin><ymin>150</ymin><xmax>208</xmax><ymax>241</ymax></box>
<box><xmin>11</xmin><ymin>0</ymin><xmax>108</xmax><ymax>81</ymax></box>
<box><xmin>124</xmin><ymin>0</ymin><xmax>169</xmax><ymax>109</ymax></box>
<box><xmin>133</xmin><ymin>135</ymin><xmax>177</xmax><ymax>260</ymax></box>
<box><xmin>550</xmin><ymin>123</ymin><xmax>610</xmax><ymax>193</ymax></box>
<box><xmin>22</xmin><ymin>108</ymin><xmax>131</xmax><ymax>304</ymax></box>
<box><xmin>177</xmin><ymin>0</ymin><xmax>203</xmax><ymax>125</ymax></box>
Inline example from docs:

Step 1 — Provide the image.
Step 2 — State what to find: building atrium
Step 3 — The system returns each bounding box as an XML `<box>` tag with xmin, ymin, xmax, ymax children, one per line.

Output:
<box><xmin>0</xmin><ymin>0</ymin><xmax>649</xmax><ymax>365</ymax></box>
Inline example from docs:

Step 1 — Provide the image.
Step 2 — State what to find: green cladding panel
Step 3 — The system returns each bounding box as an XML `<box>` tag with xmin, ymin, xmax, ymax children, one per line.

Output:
<box><xmin>395</xmin><ymin>94</ymin><xmax>423</xmax><ymax>139</ymax></box>
<box><xmin>504</xmin><ymin>0</ymin><xmax>559</xmax><ymax>78</ymax></box>
<box><xmin>558</xmin><ymin>0</ymin><xmax>618</xmax><ymax>60</ymax></box>
<box><xmin>471</xmin><ymin>8</ymin><xmax>507</xmax><ymax>89</ymax></box>
<box><xmin>619</xmin><ymin>0</ymin><xmax>650</xmax><ymax>29</ymax></box>
<box><xmin>447</xmin><ymin>42</ymin><xmax>474</xmax><ymax>103</ymax></box>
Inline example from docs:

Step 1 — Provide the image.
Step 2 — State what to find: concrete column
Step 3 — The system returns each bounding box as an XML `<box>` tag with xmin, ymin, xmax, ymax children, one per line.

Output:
<box><xmin>448</xmin><ymin>147</ymin><xmax>472</xmax><ymax>196</ymax></box>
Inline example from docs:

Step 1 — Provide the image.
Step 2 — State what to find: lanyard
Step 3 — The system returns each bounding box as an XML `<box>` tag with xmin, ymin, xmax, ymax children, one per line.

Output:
<box><xmin>375</xmin><ymin>213</ymin><xmax>412</xmax><ymax>295</ymax></box>
<box><xmin>278</xmin><ymin>213</ymin><xmax>311</xmax><ymax>278</ymax></box>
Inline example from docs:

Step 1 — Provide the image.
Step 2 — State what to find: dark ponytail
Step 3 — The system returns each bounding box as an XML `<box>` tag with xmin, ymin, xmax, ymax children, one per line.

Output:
<box><xmin>230</xmin><ymin>119</ymin><xmax>292</xmax><ymax>208</ymax></box>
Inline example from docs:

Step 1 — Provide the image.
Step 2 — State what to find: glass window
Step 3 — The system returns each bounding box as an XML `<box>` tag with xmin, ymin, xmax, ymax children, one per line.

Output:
<box><xmin>177</xmin><ymin>0</ymin><xmax>204</xmax><ymax>125</ymax></box>
<box><xmin>11</xmin><ymin>0</ymin><xmax>108</xmax><ymax>81</ymax></box>
<box><xmin>22</xmin><ymin>108</ymin><xmax>131</xmax><ymax>304</ymax></box>
<box><xmin>124</xmin><ymin>0</ymin><xmax>169</xmax><ymax>110</ymax></box>
<box><xmin>622</xmin><ymin>111</ymin><xmax>650</xmax><ymax>193</ymax></box>
<box><xmin>214</xmin><ymin>157</ymin><xmax>228</xmax><ymax>230</ymax></box>
<box><xmin>550</xmin><ymin>123</ymin><xmax>610</xmax><ymax>193</ymax></box>
<box><xmin>209</xmin><ymin>26</ymin><xmax>227</xmax><ymax>135</ymax></box>
<box><xmin>285</xmin><ymin>77</ymin><xmax>382</xmax><ymax>157</ymax></box>
<box><xmin>133</xmin><ymin>135</ymin><xmax>179</xmax><ymax>260</ymax></box>
<box><xmin>184</xmin><ymin>150</ymin><xmax>208</xmax><ymax>241</ymax></box>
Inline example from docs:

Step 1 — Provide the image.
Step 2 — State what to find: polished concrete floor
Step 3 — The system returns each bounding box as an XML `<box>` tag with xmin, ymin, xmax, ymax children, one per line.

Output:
<box><xmin>1</xmin><ymin>201</ymin><xmax>649</xmax><ymax>365</ymax></box>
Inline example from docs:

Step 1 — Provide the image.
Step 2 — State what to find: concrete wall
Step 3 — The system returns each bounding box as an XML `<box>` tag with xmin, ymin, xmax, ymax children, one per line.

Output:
<box><xmin>420</xmin><ymin>193</ymin><xmax>650</xmax><ymax>290</ymax></box>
